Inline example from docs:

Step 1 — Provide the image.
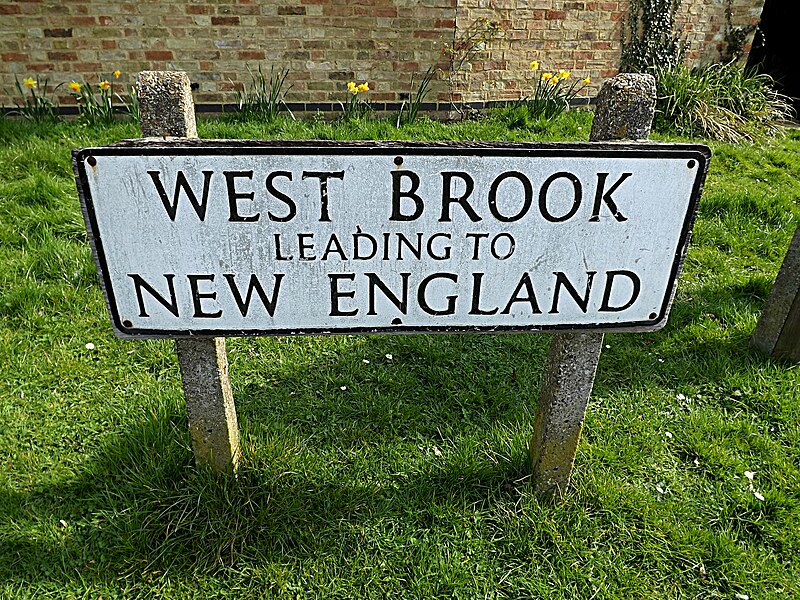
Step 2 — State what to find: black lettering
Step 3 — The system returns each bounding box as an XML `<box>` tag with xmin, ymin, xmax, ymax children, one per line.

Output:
<box><xmin>599</xmin><ymin>270</ymin><xmax>641</xmax><ymax>312</ymax></box>
<box><xmin>390</xmin><ymin>171</ymin><xmax>424</xmax><ymax>221</ymax></box>
<box><xmin>549</xmin><ymin>271</ymin><xmax>597</xmax><ymax>314</ymax></box>
<box><xmin>418</xmin><ymin>273</ymin><xmax>458</xmax><ymax>316</ymax></box>
<box><xmin>466</xmin><ymin>232</ymin><xmax>489</xmax><ymax>260</ymax></box>
<box><xmin>501</xmin><ymin>272</ymin><xmax>541</xmax><ymax>315</ymax></box>
<box><xmin>427</xmin><ymin>233</ymin><xmax>452</xmax><ymax>260</ymax></box>
<box><xmin>274</xmin><ymin>233</ymin><xmax>292</xmax><ymax>260</ymax></box>
<box><xmin>353</xmin><ymin>228</ymin><xmax>377</xmax><ymax>260</ymax></box>
<box><xmin>298</xmin><ymin>233</ymin><xmax>316</xmax><ymax>260</ymax></box>
<box><xmin>488</xmin><ymin>171</ymin><xmax>533</xmax><ymax>222</ymax></box>
<box><xmin>266</xmin><ymin>171</ymin><xmax>296</xmax><ymax>222</ymax></box>
<box><xmin>440</xmin><ymin>172</ymin><xmax>481</xmax><ymax>222</ymax></box>
<box><xmin>329</xmin><ymin>273</ymin><xmax>358</xmax><ymax>316</ymax></box>
<box><xmin>396</xmin><ymin>232</ymin><xmax>423</xmax><ymax>260</ymax></box>
<box><xmin>539</xmin><ymin>171</ymin><xmax>583</xmax><ymax>223</ymax></box>
<box><xmin>366</xmin><ymin>272</ymin><xmax>410</xmax><ymax>315</ymax></box>
<box><xmin>490</xmin><ymin>233</ymin><xmax>515</xmax><ymax>260</ymax></box>
<box><xmin>590</xmin><ymin>172</ymin><xmax>631</xmax><ymax>222</ymax></box>
<box><xmin>223</xmin><ymin>273</ymin><xmax>284</xmax><ymax>317</ymax></box>
<box><xmin>224</xmin><ymin>171</ymin><xmax>258</xmax><ymax>222</ymax></box>
<box><xmin>147</xmin><ymin>170</ymin><xmax>213</xmax><ymax>222</ymax></box>
<box><xmin>187</xmin><ymin>274</ymin><xmax>222</xmax><ymax>318</ymax></box>
<box><xmin>302</xmin><ymin>170</ymin><xmax>344</xmax><ymax>222</ymax></box>
<box><xmin>321</xmin><ymin>233</ymin><xmax>347</xmax><ymax>261</ymax></box>
<box><xmin>128</xmin><ymin>273</ymin><xmax>179</xmax><ymax>317</ymax></box>
<box><xmin>469</xmin><ymin>273</ymin><xmax>498</xmax><ymax>315</ymax></box>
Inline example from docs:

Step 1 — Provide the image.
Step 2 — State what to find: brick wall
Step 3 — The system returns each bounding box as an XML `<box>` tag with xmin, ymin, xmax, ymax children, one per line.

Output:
<box><xmin>0</xmin><ymin>0</ymin><xmax>764</xmax><ymax>111</ymax></box>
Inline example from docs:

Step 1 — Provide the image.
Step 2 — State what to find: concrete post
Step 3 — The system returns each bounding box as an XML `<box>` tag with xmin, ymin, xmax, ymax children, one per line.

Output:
<box><xmin>136</xmin><ymin>71</ymin><xmax>241</xmax><ymax>474</ymax></box>
<box><xmin>752</xmin><ymin>224</ymin><xmax>800</xmax><ymax>363</ymax></box>
<box><xmin>531</xmin><ymin>73</ymin><xmax>657</xmax><ymax>498</ymax></box>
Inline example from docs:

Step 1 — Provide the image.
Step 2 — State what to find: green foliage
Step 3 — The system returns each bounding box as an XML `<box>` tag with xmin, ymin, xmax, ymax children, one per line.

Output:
<box><xmin>8</xmin><ymin>75</ymin><xmax>59</xmax><ymax>122</ymax></box>
<box><xmin>117</xmin><ymin>84</ymin><xmax>140</xmax><ymax>125</ymax></box>
<box><xmin>441</xmin><ymin>17</ymin><xmax>506</xmax><ymax>116</ymax></box>
<box><xmin>721</xmin><ymin>0</ymin><xmax>756</xmax><ymax>63</ymax></box>
<box><xmin>621</xmin><ymin>0</ymin><xmax>687</xmax><ymax>72</ymax></box>
<box><xmin>497</xmin><ymin>65</ymin><xmax>591</xmax><ymax>129</ymax></box>
<box><xmin>395</xmin><ymin>67</ymin><xmax>436</xmax><ymax>127</ymax></box>
<box><xmin>654</xmin><ymin>63</ymin><xmax>795</xmax><ymax>142</ymax></box>
<box><xmin>68</xmin><ymin>76</ymin><xmax>120</xmax><ymax>125</ymax></box>
<box><xmin>339</xmin><ymin>81</ymin><xmax>372</xmax><ymax>122</ymax></box>
<box><xmin>231</xmin><ymin>65</ymin><xmax>292</xmax><ymax>122</ymax></box>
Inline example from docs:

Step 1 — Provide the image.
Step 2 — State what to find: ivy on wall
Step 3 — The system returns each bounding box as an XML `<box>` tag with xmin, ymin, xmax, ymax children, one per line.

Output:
<box><xmin>620</xmin><ymin>0</ymin><xmax>687</xmax><ymax>72</ymax></box>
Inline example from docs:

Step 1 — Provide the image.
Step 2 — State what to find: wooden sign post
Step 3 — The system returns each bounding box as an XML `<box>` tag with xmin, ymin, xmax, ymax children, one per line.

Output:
<box><xmin>74</xmin><ymin>71</ymin><xmax>709</xmax><ymax>494</ymax></box>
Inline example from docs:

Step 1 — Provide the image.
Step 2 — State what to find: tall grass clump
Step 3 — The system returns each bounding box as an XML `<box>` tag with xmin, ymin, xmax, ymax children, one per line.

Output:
<box><xmin>654</xmin><ymin>62</ymin><xmax>794</xmax><ymax>142</ymax></box>
<box><xmin>231</xmin><ymin>65</ymin><xmax>292</xmax><ymax>122</ymax></box>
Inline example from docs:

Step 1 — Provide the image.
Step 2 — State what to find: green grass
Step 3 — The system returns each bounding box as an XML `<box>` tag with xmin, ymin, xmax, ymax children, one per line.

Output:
<box><xmin>0</xmin><ymin>113</ymin><xmax>798</xmax><ymax>599</ymax></box>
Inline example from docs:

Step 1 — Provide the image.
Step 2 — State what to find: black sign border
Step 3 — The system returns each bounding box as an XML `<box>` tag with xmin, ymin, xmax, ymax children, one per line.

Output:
<box><xmin>73</xmin><ymin>140</ymin><xmax>711</xmax><ymax>339</ymax></box>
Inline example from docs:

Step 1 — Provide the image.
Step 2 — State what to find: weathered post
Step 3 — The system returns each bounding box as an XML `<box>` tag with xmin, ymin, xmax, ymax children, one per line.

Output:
<box><xmin>136</xmin><ymin>71</ymin><xmax>241</xmax><ymax>474</ymax></box>
<box><xmin>752</xmin><ymin>224</ymin><xmax>800</xmax><ymax>363</ymax></box>
<box><xmin>531</xmin><ymin>73</ymin><xmax>657</xmax><ymax>498</ymax></box>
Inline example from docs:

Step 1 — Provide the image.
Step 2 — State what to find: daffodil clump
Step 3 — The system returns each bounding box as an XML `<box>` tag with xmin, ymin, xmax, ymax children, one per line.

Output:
<box><xmin>341</xmin><ymin>80</ymin><xmax>371</xmax><ymax>121</ymax></box>
<box><xmin>11</xmin><ymin>75</ymin><xmax>59</xmax><ymax>121</ymax></box>
<box><xmin>507</xmin><ymin>59</ymin><xmax>592</xmax><ymax>123</ymax></box>
<box><xmin>67</xmin><ymin>70</ymin><xmax>127</xmax><ymax>124</ymax></box>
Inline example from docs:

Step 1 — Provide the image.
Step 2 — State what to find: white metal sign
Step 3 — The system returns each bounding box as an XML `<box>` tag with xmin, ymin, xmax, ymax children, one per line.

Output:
<box><xmin>73</xmin><ymin>141</ymin><xmax>709</xmax><ymax>338</ymax></box>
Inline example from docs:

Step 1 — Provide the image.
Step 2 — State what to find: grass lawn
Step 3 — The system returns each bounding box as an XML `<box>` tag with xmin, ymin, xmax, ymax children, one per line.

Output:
<box><xmin>0</xmin><ymin>111</ymin><xmax>798</xmax><ymax>599</ymax></box>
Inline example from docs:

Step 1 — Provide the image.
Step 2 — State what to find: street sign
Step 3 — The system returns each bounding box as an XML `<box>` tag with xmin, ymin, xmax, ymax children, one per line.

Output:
<box><xmin>73</xmin><ymin>140</ymin><xmax>710</xmax><ymax>338</ymax></box>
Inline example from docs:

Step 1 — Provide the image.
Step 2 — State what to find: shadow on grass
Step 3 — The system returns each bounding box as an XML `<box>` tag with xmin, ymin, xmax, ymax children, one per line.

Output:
<box><xmin>1</xmin><ymin>283</ymin><xmax>792</xmax><ymax>591</ymax></box>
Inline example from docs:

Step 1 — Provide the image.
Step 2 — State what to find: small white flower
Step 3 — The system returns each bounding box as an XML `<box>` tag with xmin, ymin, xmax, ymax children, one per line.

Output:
<box><xmin>693</xmin><ymin>457</ymin><xmax>700</xmax><ymax>466</ymax></box>
<box><xmin>753</xmin><ymin>491</ymin><xmax>765</xmax><ymax>501</ymax></box>
<box><xmin>605</xmin><ymin>344</ymin><xmax>611</xmax><ymax>349</ymax></box>
<box><xmin>676</xmin><ymin>393</ymin><xmax>686</xmax><ymax>401</ymax></box>
<box><xmin>340</xmin><ymin>385</ymin><xmax>347</xmax><ymax>391</ymax></box>
<box><xmin>735</xmin><ymin>594</ymin><xmax>750</xmax><ymax>600</ymax></box>
<box><xmin>658</xmin><ymin>358</ymin><xmax>665</xmax><ymax>363</ymax></box>
<box><xmin>432</xmin><ymin>446</ymin><xmax>442</xmax><ymax>457</ymax></box>
<box><xmin>656</xmin><ymin>485</ymin><xmax>665</xmax><ymax>494</ymax></box>
<box><xmin>85</xmin><ymin>343</ymin><xmax>95</xmax><ymax>350</ymax></box>
<box><xmin>385</xmin><ymin>353</ymin><xmax>393</xmax><ymax>360</ymax></box>
<box><xmin>744</xmin><ymin>471</ymin><xmax>755</xmax><ymax>481</ymax></box>
<box><xmin>665</xmin><ymin>431</ymin><xmax>673</xmax><ymax>439</ymax></box>
<box><xmin>362</xmin><ymin>359</ymin><xmax>370</xmax><ymax>364</ymax></box>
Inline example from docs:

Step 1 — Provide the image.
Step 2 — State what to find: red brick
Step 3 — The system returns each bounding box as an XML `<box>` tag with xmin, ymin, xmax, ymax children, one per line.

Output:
<box><xmin>0</xmin><ymin>5</ymin><xmax>21</xmax><ymax>15</ymax></box>
<box><xmin>47</xmin><ymin>51</ymin><xmax>78</xmax><ymax>61</ymax></box>
<box><xmin>144</xmin><ymin>50</ymin><xmax>174</xmax><ymax>61</ymax></box>
<box><xmin>211</xmin><ymin>16</ymin><xmax>240</xmax><ymax>25</ymax></box>
<box><xmin>1</xmin><ymin>52</ymin><xmax>27</xmax><ymax>62</ymax></box>
<box><xmin>545</xmin><ymin>10</ymin><xmax>567</xmax><ymax>20</ymax></box>
<box><xmin>239</xmin><ymin>50</ymin><xmax>266</xmax><ymax>60</ymax></box>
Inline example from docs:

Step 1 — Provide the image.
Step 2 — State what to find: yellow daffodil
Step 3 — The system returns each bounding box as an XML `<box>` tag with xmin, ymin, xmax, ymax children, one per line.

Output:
<box><xmin>23</xmin><ymin>77</ymin><xmax>36</xmax><ymax>89</ymax></box>
<box><xmin>357</xmin><ymin>82</ymin><xmax>369</xmax><ymax>93</ymax></box>
<box><xmin>558</xmin><ymin>70</ymin><xmax>571</xmax><ymax>79</ymax></box>
<box><xmin>583</xmin><ymin>76</ymin><xmax>591</xmax><ymax>85</ymax></box>
<box><xmin>529</xmin><ymin>60</ymin><xmax>539</xmax><ymax>71</ymax></box>
<box><xmin>550</xmin><ymin>76</ymin><xmax>560</xmax><ymax>85</ymax></box>
<box><xmin>99</xmin><ymin>80</ymin><xmax>111</xmax><ymax>91</ymax></box>
<box><xmin>113</xmin><ymin>70</ymin><xmax>121</xmax><ymax>78</ymax></box>
<box><xmin>541</xmin><ymin>72</ymin><xmax>553</xmax><ymax>81</ymax></box>
<box><xmin>68</xmin><ymin>81</ymin><xmax>81</xmax><ymax>92</ymax></box>
<box><xmin>347</xmin><ymin>81</ymin><xmax>357</xmax><ymax>91</ymax></box>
